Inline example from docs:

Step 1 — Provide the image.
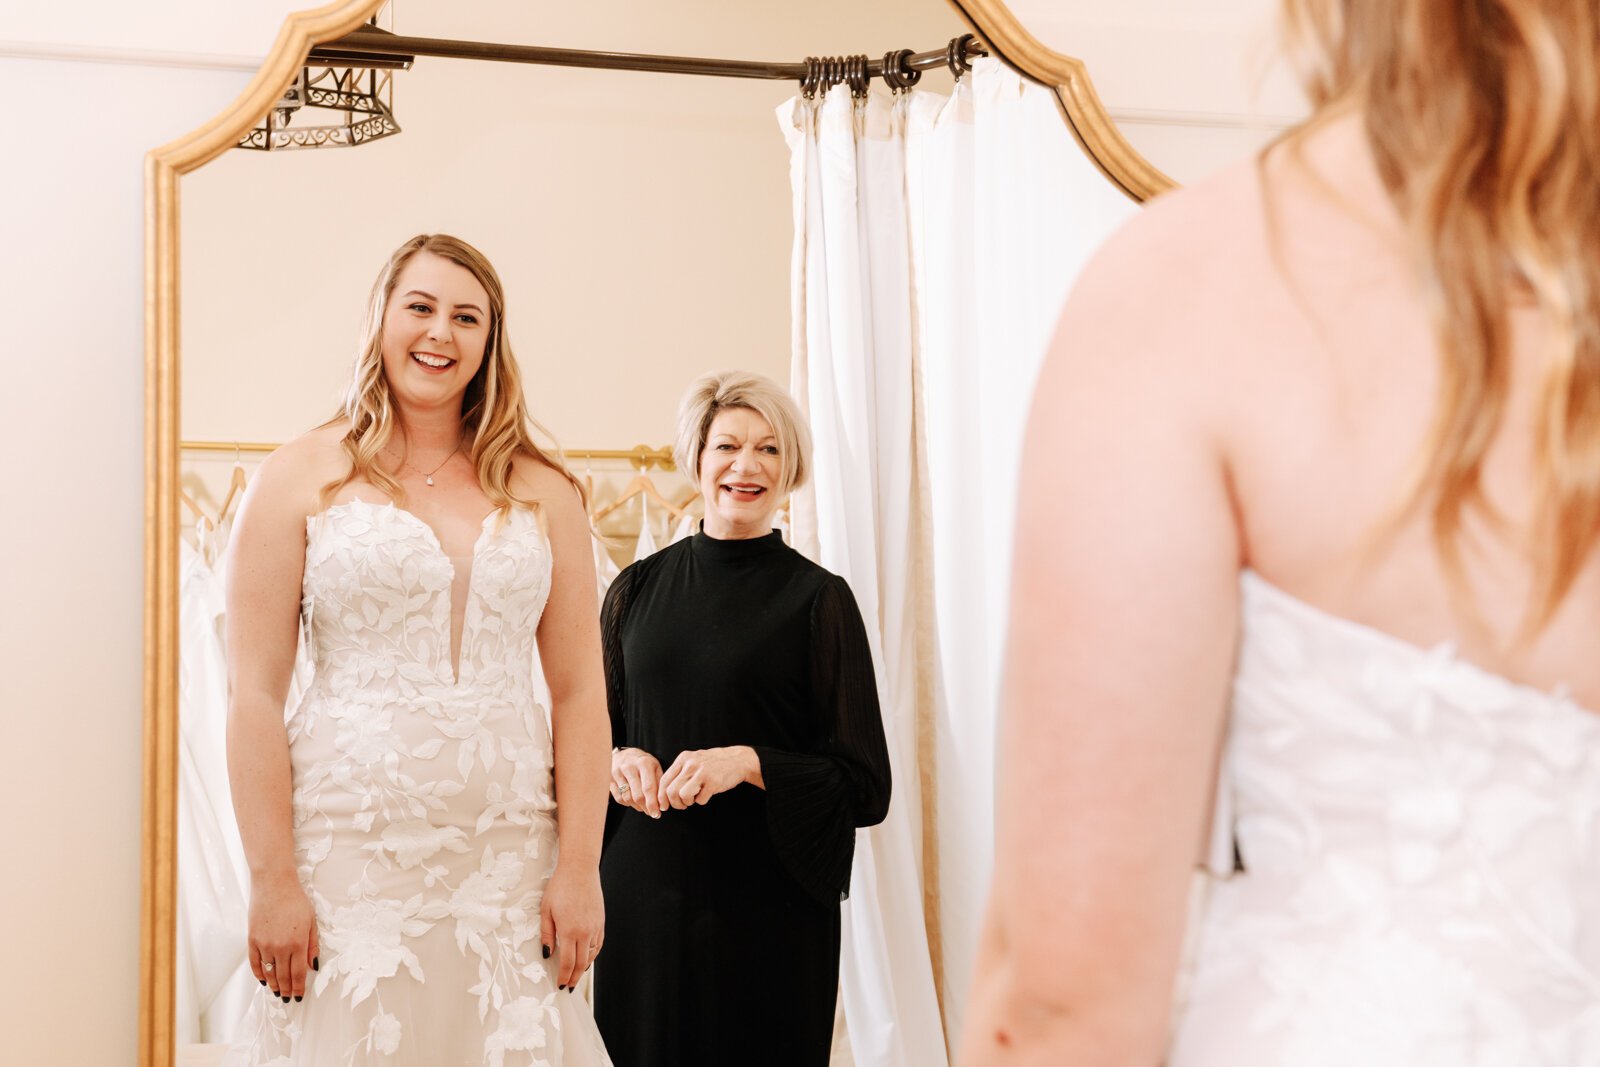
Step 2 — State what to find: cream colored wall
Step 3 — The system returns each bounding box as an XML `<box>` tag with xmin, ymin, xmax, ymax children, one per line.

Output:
<box><xmin>0</xmin><ymin>9</ymin><xmax>301</xmax><ymax>1063</ymax></box>
<box><xmin>1007</xmin><ymin>0</ymin><xmax>1310</xmax><ymax>185</ymax></box>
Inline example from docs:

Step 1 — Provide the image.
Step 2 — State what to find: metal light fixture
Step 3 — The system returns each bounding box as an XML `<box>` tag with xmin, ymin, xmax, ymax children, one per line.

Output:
<box><xmin>238</xmin><ymin>25</ymin><xmax>413</xmax><ymax>152</ymax></box>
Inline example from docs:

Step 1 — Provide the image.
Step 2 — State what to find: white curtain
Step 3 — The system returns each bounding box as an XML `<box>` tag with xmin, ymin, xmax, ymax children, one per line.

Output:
<box><xmin>782</xmin><ymin>59</ymin><xmax>1138</xmax><ymax>1059</ymax></box>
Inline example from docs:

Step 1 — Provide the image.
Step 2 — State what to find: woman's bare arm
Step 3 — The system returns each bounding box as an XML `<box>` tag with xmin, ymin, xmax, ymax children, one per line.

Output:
<box><xmin>526</xmin><ymin>463</ymin><xmax>609</xmax><ymax>990</ymax></box>
<box><xmin>224</xmin><ymin>441</ymin><xmax>321</xmax><ymax>1000</ymax></box>
<box><xmin>959</xmin><ymin>226</ymin><xmax>1241</xmax><ymax>1065</ymax></box>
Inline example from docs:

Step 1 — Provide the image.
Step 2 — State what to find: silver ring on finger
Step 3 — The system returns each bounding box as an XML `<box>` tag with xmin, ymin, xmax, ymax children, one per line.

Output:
<box><xmin>618</xmin><ymin>783</ymin><xmax>631</xmax><ymax>797</ymax></box>
<box><xmin>263</xmin><ymin>961</ymin><xmax>275</xmax><ymax>973</ymax></box>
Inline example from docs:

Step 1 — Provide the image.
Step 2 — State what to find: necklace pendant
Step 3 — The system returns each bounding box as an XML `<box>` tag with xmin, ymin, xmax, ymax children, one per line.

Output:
<box><xmin>425</xmin><ymin>475</ymin><xmax>435</xmax><ymax>486</ymax></box>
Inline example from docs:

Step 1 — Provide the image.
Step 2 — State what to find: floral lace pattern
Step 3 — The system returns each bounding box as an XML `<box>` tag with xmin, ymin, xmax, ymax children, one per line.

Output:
<box><xmin>228</xmin><ymin>500</ymin><xmax>610</xmax><ymax>1066</ymax></box>
<box><xmin>1170</xmin><ymin>573</ymin><xmax>1600</xmax><ymax>1066</ymax></box>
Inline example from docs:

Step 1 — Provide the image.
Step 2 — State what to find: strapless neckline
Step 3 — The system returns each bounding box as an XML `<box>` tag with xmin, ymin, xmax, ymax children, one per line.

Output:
<box><xmin>1241</xmin><ymin>569</ymin><xmax>1596</xmax><ymax>724</ymax></box>
<box><xmin>316</xmin><ymin>496</ymin><xmax>501</xmax><ymax>557</ymax></box>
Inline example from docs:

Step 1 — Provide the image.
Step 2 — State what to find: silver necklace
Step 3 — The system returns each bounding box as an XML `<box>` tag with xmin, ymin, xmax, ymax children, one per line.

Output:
<box><xmin>394</xmin><ymin>444</ymin><xmax>461</xmax><ymax>487</ymax></box>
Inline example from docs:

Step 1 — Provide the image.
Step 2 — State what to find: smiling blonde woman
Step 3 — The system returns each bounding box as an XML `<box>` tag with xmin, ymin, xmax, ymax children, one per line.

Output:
<box><xmin>592</xmin><ymin>371</ymin><xmax>891</xmax><ymax>1067</ymax></box>
<box><xmin>223</xmin><ymin>234</ymin><xmax>613</xmax><ymax>1066</ymax></box>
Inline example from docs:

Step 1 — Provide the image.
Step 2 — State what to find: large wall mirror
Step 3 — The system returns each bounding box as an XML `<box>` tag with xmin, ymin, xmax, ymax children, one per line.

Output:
<box><xmin>142</xmin><ymin>0</ymin><xmax>1233</xmax><ymax>1063</ymax></box>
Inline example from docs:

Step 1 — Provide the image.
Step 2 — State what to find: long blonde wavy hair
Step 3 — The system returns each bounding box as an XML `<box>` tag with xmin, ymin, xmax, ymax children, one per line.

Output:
<box><xmin>320</xmin><ymin>233</ymin><xmax>586</xmax><ymax>515</ymax></box>
<box><xmin>1279</xmin><ymin>0</ymin><xmax>1600</xmax><ymax>630</ymax></box>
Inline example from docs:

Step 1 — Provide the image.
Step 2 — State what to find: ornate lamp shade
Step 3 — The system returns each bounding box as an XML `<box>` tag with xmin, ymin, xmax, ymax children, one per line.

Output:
<box><xmin>239</xmin><ymin>64</ymin><xmax>402</xmax><ymax>151</ymax></box>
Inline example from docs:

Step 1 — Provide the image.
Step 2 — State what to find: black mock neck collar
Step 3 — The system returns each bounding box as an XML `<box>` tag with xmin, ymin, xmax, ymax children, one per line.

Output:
<box><xmin>691</xmin><ymin>522</ymin><xmax>788</xmax><ymax>560</ymax></box>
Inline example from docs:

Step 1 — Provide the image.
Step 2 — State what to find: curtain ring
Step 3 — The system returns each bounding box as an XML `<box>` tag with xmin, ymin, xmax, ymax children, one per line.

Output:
<box><xmin>800</xmin><ymin>56</ymin><xmax>816</xmax><ymax>98</ymax></box>
<box><xmin>848</xmin><ymin>54</ymin><xmax>869</xmax><ymax>99</ymax></box>
<box><xmin>946</xmin><ymin>34</ymin><xmax>976</xmax><ymax>80</ymax></box>
<box><xmin>881</xmin><ymin>48</ymin><xmax>920</xmax><ymax>93</ymax></box>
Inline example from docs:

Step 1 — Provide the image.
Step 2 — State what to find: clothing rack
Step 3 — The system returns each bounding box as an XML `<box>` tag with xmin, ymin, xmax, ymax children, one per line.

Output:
<box><xmin>180</xmin><ymin>439</ymin><xmax>677</xmax><ymax>471</ymax></box>
<box><xmin>310</xmin><ymin>26</ymin><xmax>987</xmax><ymax>95</ymax></box>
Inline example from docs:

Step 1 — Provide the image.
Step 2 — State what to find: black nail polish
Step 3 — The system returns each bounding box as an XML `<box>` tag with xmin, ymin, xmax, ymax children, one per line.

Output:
<box><xmin>312</xmin><ymin>956</ymin><xmax>320</xmax><ymax>971</ymax></box>
<box><xmin>295</xmin><ymin>996</ymin><xmax>303</xmax><ymax>1003</ymax></box>
<box><xmin>542</xmin><ymin>945</ymin><xmax>551</xmax><ymax>960</ymax></box>
<box><xmin>281</xmin><ymin>995</ymin><xmax>290</xmax><ymax>1003</ymax></box>
<box><xmin>259</xmin><ymin>979</ymin><xmax>267</xmax><ymax>987</ymax></box>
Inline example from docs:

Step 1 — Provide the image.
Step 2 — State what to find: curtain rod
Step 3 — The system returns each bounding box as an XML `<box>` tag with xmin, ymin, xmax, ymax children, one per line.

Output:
<box><xmin>181</xmin><ymin>439</ymin><xmax>677</xmax><ymax>470</ymax></box>
<box><xmin>310</xmin><ymin>26</ymin><xmax>986</xmax><ymax>86</ymax></box>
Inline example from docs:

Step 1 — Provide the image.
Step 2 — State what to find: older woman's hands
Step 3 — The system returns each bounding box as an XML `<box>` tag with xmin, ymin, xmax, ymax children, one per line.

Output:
<box><xmin>658</xmin><ymin>746</ymin><xmax>763</xmax><ymax>810</ymax></box>
<box><xmin>611</xmin><ymin>746</ymin><xmax>665</xmax><ymax>819</ymax></box>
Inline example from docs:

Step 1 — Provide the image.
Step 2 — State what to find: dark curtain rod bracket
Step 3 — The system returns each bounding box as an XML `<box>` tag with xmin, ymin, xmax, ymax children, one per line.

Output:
<box><xmin>309</xmin><ymin>27</ymin><xmax>986</xmax><ymax>90</ymax></box>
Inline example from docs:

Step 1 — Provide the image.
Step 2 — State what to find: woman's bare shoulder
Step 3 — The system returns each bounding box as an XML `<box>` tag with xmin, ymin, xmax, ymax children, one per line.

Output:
<box><xmin>1070</xmin><ymin>156</ymin><xmax>1269</xmax><ymax>322</ymax></box>
<box><xmin>248</xmin><ymin>422</ymin><xmax>351</xmax><ymax>515</ymax></box>
<box><xmin>510</xmin><ymin>450</ymin><xmax>583</xmax><ymax>511</ymax></box>
<box><xmin>1038</xmin><ymin>157</ymin><xmax>1284</xmax><ymax>448</ymax></box>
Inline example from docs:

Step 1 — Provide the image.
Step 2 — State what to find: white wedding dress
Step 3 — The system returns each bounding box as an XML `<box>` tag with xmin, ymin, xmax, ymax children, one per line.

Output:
<box><xmin>228</xmin><ymin>498</ymin><xmax>612</xmax><ymax>1067</ymax></box>
<box><xmin>178</xmin><ymin>539</ymin><xmax>256</xmax><ymax>1043</ymax></box>
<box><xmin>1170</xmin><ymin>572</ymin><xmax>1600</xmax><ymax>1066</ymax></box>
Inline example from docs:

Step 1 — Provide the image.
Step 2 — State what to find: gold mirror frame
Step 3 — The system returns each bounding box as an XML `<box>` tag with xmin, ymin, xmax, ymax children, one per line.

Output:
<box><xmin>950</xmin><ymin>0</ymin><xmax>1176</xmax><ymax>201</ymax></box>
<box><xmin>140</xmin><ymin>5</ymin><xmax>387</xmax><ymax>1062</ymax></box>
<box><xmin>137</xmin><ymin>2</ymin><xmax>1165</xmax><ymax>1063</ymax></box>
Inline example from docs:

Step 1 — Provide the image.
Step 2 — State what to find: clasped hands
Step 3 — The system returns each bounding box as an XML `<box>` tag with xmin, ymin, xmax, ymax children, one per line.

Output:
<box><xmin>610</xmin><ymin>745</ymin><xmax>758</xmax><ymax>818</ymax></box>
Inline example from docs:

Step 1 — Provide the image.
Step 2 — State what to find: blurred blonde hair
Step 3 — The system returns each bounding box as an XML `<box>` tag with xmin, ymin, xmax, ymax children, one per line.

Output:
<box><xmin>320</xmin><ymin>233</ymin><xmax>585</xmax><ymax>514</ymax></box>
<box><xmin>1279</xmin><ymin>0</ymin><xmax>1600</xmax><ymax>630</ymax></box>
<box><xmin>674</xmin><ymin>371</ymin><xmax>812</xmax><ymax>499</ymax></box>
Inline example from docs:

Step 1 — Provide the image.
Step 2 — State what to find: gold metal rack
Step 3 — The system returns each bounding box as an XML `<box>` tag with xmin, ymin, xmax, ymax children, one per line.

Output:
<box><xmin>180</xmin><ymin>439</ymin><xmax>677</xmax><ymax>471</ymax></box>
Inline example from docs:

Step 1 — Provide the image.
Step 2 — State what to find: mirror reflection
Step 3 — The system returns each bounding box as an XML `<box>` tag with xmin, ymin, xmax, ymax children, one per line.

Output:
<box><xmin>174</xmin><ymin>2</ymin><xmax>1045</xmax><ymax>1063</ymax></box>
<box><xmin>156</xmin><ymin>1</ymin><xmax>1600</xmax><ymax>1064</ymax></box>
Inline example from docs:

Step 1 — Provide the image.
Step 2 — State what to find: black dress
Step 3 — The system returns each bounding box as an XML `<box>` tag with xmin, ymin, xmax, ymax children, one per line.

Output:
<box><xmin>593</xmin><ymin>528</ymin><xmax>892</xmax><ymax>1067</ymax></box>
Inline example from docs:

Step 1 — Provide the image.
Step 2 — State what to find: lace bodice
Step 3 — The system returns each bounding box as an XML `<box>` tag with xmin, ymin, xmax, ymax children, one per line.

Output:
<box><xmin>1171</xmin><ymin>573</ymin><xmax>1600</xmax><ymax>1065</ymax></box>
<box><xmin>300</xmin><ymin>498</ymin><xmax>551</xmax><ymax>701</ymax></box>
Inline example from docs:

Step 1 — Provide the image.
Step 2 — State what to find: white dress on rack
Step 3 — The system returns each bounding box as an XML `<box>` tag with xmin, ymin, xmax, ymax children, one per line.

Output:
<box><xmin>631</xmin><ymin>497</ymin><xmax>658</xmax><ymax>564</ymax></box>
<box><xmin>1169</xmin><ymin>572</ymin><xmax>1600</xmax><ymax>1066</ymax></box>
<box><xmin>228</xmin><ymin>498</ymin><xmax>612</xmax><ymax>1067</ymax></box>
<box><xmin>666</xmin><ymin>512</ymin><xmax>696</xmax><ymax>547</ymax></box>
<box><xmin>177</xmin><ymin>539</ymin><xmax>256</xmax><ymax>1043</ymax></box>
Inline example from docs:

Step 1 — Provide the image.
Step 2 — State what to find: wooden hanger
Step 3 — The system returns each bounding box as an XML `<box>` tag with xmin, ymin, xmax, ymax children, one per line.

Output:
<box><xmin>180</xmin><ymin>489</ymin><xmax>212</xmax><ymax>529</ymax></box>
<box><xmin>581</xmin><ymin>456</ymin><xmax>598</xmax><ymax>523</ymax></box>
<box><xmin>217</xmin><ymin>464</ymin><xmax>248</xmax><ymax>523</ymax></box>
<box><xmin>214</xmin><ymin>444</ymin><xmax>248</xmax><ymax>524</ymax></box>
<box><xmin>592</xmin><ymin>472</ymin><xmax>689</xmax><ymax>525</ymax></box>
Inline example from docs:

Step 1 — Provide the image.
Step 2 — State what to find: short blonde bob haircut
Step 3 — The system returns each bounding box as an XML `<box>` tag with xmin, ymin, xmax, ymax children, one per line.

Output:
<box><xmin>674</xmin><ymin>371</ymin><xmax>812</xmax><ymax>499</ymax></box>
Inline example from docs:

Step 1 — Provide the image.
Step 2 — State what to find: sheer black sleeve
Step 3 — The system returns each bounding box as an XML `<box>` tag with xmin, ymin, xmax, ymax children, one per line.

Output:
<box><xmin>599</xmin><ymin>563</ymin><xmax>637</xmax><ymax>851</ymax></box>
<box><xmin>754</xmin><ymin>573</ymin><xmax>892</xmax><ymax>904</ymax></box>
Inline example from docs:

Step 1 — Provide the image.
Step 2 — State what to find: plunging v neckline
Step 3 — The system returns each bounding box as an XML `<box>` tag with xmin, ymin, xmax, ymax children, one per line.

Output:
<box><xmin>317</xmin><ymin>497</ymin><xmax>500</xmax><ymax>685</ymax></box>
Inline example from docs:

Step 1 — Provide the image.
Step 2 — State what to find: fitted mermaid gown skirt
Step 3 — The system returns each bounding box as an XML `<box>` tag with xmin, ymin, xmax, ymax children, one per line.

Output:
<box><xmin>228</xmin><ymin>500</ymin><xmax>612</xmax><ymax>1067</ymax></box>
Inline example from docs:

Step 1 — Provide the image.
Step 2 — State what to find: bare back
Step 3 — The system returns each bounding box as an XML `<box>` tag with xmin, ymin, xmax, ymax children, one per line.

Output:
<box><xmin>1153</xmin><ymin>114</ymin><xmax>1600</xmax><ymax>709</ymax></box>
